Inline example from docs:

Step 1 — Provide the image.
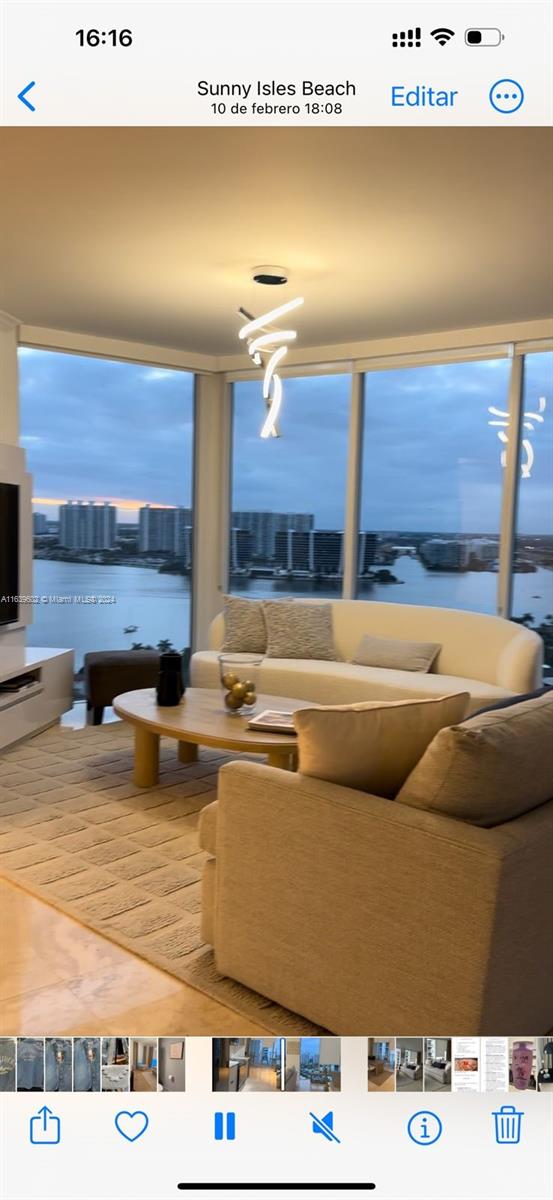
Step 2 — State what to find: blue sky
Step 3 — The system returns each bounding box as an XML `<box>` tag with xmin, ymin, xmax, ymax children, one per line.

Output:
<box><xmin>19</xmin><ymin>350</ymin><xmax>194</xmax><ymax>518</ymax></box>
<box><xmin>233</xmin><ymin>356</ymin><xmax>553</xmax><ymax>533</ymax></box>
<box><xmin>19</xmin><ymin>348</ymin><xmax>553</xmax><ymax>534</ymax></box>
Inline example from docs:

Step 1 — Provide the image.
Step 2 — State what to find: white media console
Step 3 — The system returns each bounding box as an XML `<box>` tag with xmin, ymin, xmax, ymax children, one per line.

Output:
<box><xmin>0</xmin><ymin>646</ymin><xmax>74</xmax><ymax>751</ymax></box>
<box><xmin>0</xmin><ymin>443</ymin><xmax>74</xmax><ymax>749</ymax></box>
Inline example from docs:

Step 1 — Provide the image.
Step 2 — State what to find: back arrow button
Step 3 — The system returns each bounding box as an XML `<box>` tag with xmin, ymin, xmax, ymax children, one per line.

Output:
<box><xmin>18</xmin><ymin>82</ymin><xmax>36</xmax><ymax>112</ymax></box>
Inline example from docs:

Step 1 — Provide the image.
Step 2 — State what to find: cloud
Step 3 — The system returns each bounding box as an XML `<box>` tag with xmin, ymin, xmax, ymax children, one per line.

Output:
<box><xmin>142</xmin><ymin>368</ymin><xmax>181</xmax><ymax>382</ymax></box>
<box><xmin>18</xmin><ymin>349</ymin><xmax>553</xmax><ymax>535</ymax></box>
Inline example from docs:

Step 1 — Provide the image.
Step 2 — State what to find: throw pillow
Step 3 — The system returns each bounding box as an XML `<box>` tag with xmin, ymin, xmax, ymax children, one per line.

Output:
<box><xmin>397</xmin><ymin>690</ymin><xmax>553</xmax><ymax>826</ymax></box>
<box><xmin>263</xmin><ymin>600</ymin><xmax>337</xmax><ymax>661</ymax></box>
<box><xmin>221</xmin><ymin>595</ymin><xmax>267</xmax><ymax>654</ymax></box>
<box><xmin>293</xmin><ymin>692</ymin><xmax>470</xmax><ymax>798</ymax></box>
<box><xmin>353</xmin><ymin>632</ymin><xmax>441</xmax><ymax>673</ymax></box>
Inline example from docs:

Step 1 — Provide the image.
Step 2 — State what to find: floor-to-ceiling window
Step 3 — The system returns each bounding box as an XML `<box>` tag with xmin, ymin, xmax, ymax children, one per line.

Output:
<box><xmin>19</xmin><ymin>349</ymin><xmax>194</xmax><ymax>677</ymax></box>
<box><xmin>357</xmin><ymin>358</ymin><xmax>510</xmax><ymax>612</ymax></box>
<box><xmin>230</xmin><ymin>374</ymin><xmax>350</xmax><ymax>599</ymax></box>
<box><xmin>511</xmin><ymin>350</ymin><xmax>553</xmax><ymax>679</ymax></box>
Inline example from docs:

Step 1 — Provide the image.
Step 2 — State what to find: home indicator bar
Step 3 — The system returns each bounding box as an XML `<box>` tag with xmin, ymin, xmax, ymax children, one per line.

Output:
<box><xmin>176</xmin><ymin>1186</ymin><xmax>377</xmax><ymax>1192</ymax></box>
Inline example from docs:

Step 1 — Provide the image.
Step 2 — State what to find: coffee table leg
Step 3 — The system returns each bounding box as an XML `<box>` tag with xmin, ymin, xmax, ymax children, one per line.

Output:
<box><xmin>134</xmin><ymin>725</ymin><xmax>160</xmax><ymax>787</ymax></box>
<box><xmin>267</xmin><ymin>749</ymin><xmax>294</xmax><ymax>770</ymax></box>
<box><xmin>178</xmin><ymin>741</ymin><xmax>198</xmax><ymax>765</ymax></box>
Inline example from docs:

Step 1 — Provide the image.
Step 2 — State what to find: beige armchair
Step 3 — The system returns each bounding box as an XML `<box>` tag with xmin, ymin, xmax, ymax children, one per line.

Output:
<box><xmin>199</xmin><ymin>760</ymin><xmax>553</xmax><ymax>1034</ymax></box>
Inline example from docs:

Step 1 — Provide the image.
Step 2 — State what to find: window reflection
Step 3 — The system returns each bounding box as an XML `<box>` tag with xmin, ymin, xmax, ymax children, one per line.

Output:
<box><xmin>512</xmin><ymin>352</ymin><xmax>553</xmax><ymax>681</ymax></box>
<box><xmin>358</xmin><ymin>359</ymin><xmax>510</xmax><ymax>613</ymax></box>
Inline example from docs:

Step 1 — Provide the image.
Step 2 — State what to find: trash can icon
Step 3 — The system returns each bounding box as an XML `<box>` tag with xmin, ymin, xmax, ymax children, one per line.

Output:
<box><xmin>493</xmin><ymin>1105</ymin><xmax>523</xmax><ymax>1144</ymax></box>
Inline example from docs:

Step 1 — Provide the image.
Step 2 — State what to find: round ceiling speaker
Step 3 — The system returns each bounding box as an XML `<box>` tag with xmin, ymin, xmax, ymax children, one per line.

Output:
<box><xmin>252</xmin><ymin>265</ymin><xmax>288</xmax><ymax>286</ymax></box>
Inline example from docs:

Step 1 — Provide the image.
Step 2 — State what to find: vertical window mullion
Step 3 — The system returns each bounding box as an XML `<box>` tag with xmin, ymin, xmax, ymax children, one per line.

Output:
<box><xmin>192</xmin><ymin>373</ymin><xmax>231</xmax><ymax>651</ymax></box>
<box><xmin>342</xmin><ymin>372</ymin><xmax>364</xmax><ymax>598</ymax></box>
<box><xmin>222</xmin><ymin>379</ymin><xmax>233</xmax><ymax>593</ymax></box>
<box><xmin>497</xmin><ymin>353</ymin><xmax>524</xmax><ymax>618</ymax></box>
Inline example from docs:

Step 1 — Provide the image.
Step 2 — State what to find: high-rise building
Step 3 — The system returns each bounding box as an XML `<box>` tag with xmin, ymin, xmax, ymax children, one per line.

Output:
<box><xmin>358</xmin><ymin>532</ymin><xmax>378</xmax><ymax>575</ymax></box>
<box><xmin>419</xmin><ymin>538</ymin><xmax>470</xmax><ymax>570</ymax></box>
<box><xmin>274</xmin><ymin>530</ymin><xmax>292</xmax><ymax>569</ymax></box>
<box><xmin>274</xmin><ymin>529</ymin><xmax>343</xmax><ymax>574</ymax></box>
<box><xmin>32</xmin><ymin>512</ymin><xmax>48</xmax><ymax>535</ymax></box>
<box><xmin>313</xmin><ymin>530</ymin><xmax>343</xmax><ymax>574</ymax></box>
<box><xmin>59</xmin><ymin>501</ymin><xmax>116</xmax><ymax>550</ymax></box>
<box><xmin>138</xmin><ymin>506</ymin><xmax>192</xmax><ymax>556</ymax></box>
<box><xmin>179</xmin><ymin>525</ymin><xmax>193</xmax><ymax>570</ymax></box>
<box><xmin>466</xmin><ymin>538</ymin><xmax>499</xmax><ymax>565</ymax></box>
<box><xmin>175</xmin><ymin>509</ymin><xmax>193</xmax><ymax>560</ymax></box>
<box><xmin>229</xmin><ymin>528</ymin><xmax>253</xmax><ymax>571</ymax></box>
<box><xmin>231</xmin><ymin>511</ymin><xmax>314</xmax><ymax>560</ymax></box>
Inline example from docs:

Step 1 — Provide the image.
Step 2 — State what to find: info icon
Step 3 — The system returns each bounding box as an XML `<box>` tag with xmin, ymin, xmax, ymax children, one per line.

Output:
<box><xmin>407</xmin><ymin>1110</ymin><xmax>443</xmax><ymax>1146</ymax></box>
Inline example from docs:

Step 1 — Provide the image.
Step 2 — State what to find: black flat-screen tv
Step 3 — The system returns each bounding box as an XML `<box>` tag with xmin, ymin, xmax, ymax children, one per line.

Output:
<box><xmin>0</xmin><ymin>483</ymin><xmax>19</xmax><ymax>625</ymax></box>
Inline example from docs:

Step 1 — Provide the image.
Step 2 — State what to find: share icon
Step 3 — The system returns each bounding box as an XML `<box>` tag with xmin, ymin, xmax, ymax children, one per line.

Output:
<box><xmin>310</xmin><ymin>1111</ymin><xmax>341</xmax><ymax>1143</ymax></box>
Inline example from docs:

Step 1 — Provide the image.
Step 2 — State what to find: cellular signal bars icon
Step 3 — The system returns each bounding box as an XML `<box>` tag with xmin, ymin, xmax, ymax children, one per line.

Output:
<box><xmin>392</xmin><ymin>27</ymin><xmax>422</xmax><ymax>48</ymax></box>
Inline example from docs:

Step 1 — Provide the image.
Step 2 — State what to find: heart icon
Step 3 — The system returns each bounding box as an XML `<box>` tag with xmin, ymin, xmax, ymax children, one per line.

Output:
<box><xmin>114</xmin><ymin>1110</ymin><xmax>149</xmax><ymax>1142</ymax></box>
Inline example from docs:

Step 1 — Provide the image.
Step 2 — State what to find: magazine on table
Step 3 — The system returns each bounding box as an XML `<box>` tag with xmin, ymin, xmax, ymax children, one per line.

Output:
<box><xmin>247</xmin><ymin>710</ymin><xmax>297</xmax><ymax>734</ymax></box>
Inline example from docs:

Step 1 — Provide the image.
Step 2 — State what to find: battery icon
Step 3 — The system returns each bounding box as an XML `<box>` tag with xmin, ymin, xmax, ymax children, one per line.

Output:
<box><xmin>465</xmin><ymin>28</ymin><xmax>505</xmax><ymax>46</ymax></box>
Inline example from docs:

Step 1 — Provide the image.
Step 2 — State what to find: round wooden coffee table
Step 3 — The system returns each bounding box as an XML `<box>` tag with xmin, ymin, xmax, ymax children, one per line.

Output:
<box><xmin>113</xmin><ymin>687</ymin><xmax>312</xmax><ymax>787</ymax></box>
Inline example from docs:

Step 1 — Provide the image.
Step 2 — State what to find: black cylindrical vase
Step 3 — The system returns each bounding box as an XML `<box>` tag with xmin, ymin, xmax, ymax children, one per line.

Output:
<box><xmin>156</xmin><ymin>652</ymin><xmax>185</xmax><ymax>706</ymax></box>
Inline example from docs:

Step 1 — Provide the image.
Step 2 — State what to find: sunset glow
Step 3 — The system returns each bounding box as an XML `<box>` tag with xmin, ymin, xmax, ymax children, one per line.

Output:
<box><xmin>32</xmin><ymin>497</ymin><xmax>177</xmax><ymax>511</ymax></box>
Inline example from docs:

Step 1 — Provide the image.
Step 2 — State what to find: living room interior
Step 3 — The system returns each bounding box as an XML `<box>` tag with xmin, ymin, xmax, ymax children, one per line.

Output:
<box><xmin>284</xmin><ymin>1037</ymin><xmax>341</xmax><ymax>1092</ymax></box>
<box><xmin>0</xmin><ymin>126</ymin><xmax>552</xmax><ymax>1039</ymax></box>
<box><xmin>423</xmin><ymin>1038</ymin><xmax>452</xmax><ymax>1092</ymax></box>
<box><xmin>212</xmin><ymin>1037</ymin><xmax>281</xmax><ymax>1092</ymax></box>
<box><xmin>367</xmin><ymin>1038</ymin><xmax>396</xmax><ymax>1092</ymax></box>
<box><xmin>395</xmin><ymin>1038</ymin><xmax>424</xmax><ymax>1093</ymax></box>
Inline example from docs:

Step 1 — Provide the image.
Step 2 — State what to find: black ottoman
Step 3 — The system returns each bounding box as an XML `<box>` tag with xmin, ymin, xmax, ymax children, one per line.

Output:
<box><xmin>84</xmin><ymin>650</ymin><xmax>160</xmax><ymax>725</ymax></box>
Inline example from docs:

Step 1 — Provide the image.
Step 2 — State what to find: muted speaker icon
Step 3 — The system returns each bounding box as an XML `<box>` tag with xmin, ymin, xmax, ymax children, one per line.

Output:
<box><xmin>310</xmin><ymin>1111</ymin><xmax>341</xmax><ymax>1143</ymax></box>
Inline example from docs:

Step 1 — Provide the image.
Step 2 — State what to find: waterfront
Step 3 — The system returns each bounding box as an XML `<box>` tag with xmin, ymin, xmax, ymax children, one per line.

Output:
<box><xmin>28</xmin><ymin>556</ymin><xmax>553</xmax><ymax>670</ymax></box>
<box><xmin>28</xmin><ymin>560</ymin><xmax>191</xmax><ymax>669</ymax></box>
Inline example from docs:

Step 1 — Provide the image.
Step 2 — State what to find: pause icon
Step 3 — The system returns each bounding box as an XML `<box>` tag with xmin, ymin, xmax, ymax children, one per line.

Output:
<box><xmin>214</xmin><ymin>1112</ymin><xmax>236</xmax><ymax>1141</ymax></box>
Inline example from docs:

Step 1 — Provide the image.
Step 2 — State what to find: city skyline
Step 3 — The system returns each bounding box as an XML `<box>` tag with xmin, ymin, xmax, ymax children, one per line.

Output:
<box><xmin>32</xmin><ymin>498</ymin><xmax>516</xmax><ymax>578</ymax></box>
<box><xmin>19</xmin><ymin>347</ymin><xmax>553</xmax><ymax>534</ymax></box>
<box><xmin>33</xmin><ymin>498</ymin><xmax>516</xmax><ymax>541</ymax></box>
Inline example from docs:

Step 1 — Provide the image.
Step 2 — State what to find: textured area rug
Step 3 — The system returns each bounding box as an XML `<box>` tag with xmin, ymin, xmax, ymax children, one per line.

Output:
<box><xmin>0</xmin><ymin>722</ymin><xmax>322</xmax><ymax>1033</ymax></box>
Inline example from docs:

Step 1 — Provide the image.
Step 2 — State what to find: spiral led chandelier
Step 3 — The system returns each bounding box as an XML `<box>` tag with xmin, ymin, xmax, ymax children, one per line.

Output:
<box><xmin>488</xmin><ymin>394</ymin><xmax>547</xmax><ymax>478</ymax></box>
<box><xmin>238</xmin><ymin>295</ymin><xmax>304</xmax><ymax>438</ymax></box>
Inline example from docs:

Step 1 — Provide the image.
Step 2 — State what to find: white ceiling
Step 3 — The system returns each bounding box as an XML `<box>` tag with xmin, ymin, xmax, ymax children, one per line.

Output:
<box><xmin>0</xmin><ymin>127</ymin><xmax>551</xmax><ymax>357</ymax></box>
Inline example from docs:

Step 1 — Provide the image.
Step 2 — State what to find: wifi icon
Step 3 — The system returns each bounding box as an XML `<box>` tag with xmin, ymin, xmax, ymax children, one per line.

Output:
<box><xmin>431</xmin><ymin>27</ymin><xmax>455</xmax><ymax>45</ymax></box>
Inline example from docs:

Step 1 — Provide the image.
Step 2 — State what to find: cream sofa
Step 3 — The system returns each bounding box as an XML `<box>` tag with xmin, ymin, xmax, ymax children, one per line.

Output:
<box><xmin>191</xmin><ymin>600</ymin><xmax>542</xmax><ymax>714</ymax></box>
<box><xmin>199</xmin><ymin>761</ymin><xmax>553</xmax><ymax>1033</ymax></box>
<box><xmin>400</xmin><ymin>1063</ymin><xmax>422</xmax><ymax>1080</ymax></box>
<box><xmin>425</xmin><ymin>1061</ymin><xmax>452</xmax><ymax>1085</ymax></box>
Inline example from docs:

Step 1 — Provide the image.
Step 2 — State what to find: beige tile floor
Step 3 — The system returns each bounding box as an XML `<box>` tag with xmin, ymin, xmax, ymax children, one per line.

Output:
<box><xmin>0</xmin><ymin>877</ymin><xmax>270</xmax><ymax>1036</ymax></box>
<box><xmin>2</xmin><ymin>707</ymin><xmax>271</xmax><ymax>1036</ymax></box>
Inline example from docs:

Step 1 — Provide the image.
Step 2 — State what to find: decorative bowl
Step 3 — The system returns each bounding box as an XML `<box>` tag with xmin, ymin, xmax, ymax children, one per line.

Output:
<box><xmin>218</xmin><ymin>653</ymin><xmax>263</xmax><ymax>714</ymax></box>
